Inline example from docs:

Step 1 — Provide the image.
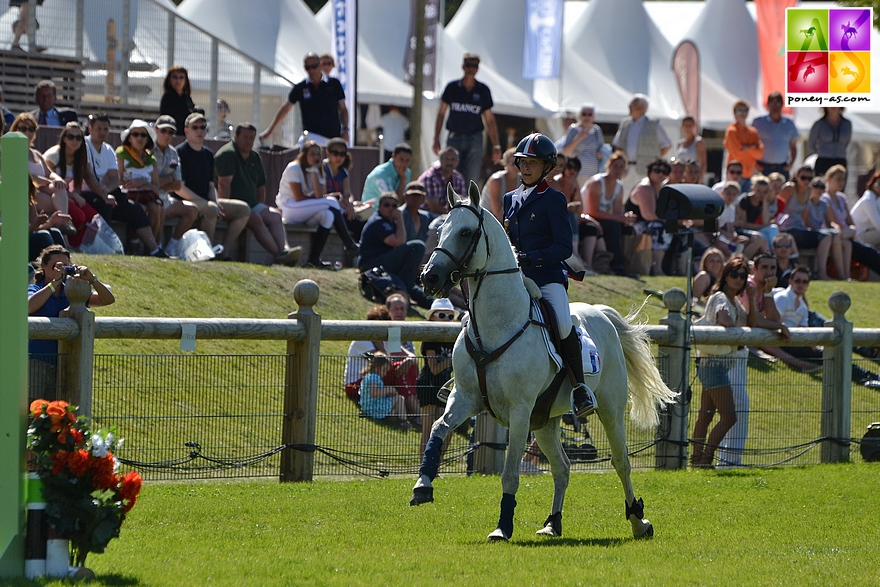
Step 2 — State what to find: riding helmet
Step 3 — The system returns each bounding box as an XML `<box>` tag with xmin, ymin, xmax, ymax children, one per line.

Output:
<box><xmin>513</xmin><ymin>133</ymin><xmax>557</xmax><ymax>166</ymax></box>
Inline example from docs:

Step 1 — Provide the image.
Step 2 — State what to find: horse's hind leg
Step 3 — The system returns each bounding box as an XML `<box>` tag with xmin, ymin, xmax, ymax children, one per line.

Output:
<box><xmin>604</xmin><ymin>417</ymin><xmax>654</xmax><ymax>538</ymax></box>
<box><xmin>410</xmin><ymin>388</ymin><xmax>480</xmax><ymax>506</ymax></box>
<box><xmin>533</xmin><ymin>418</ymin><xmax>570</xmax><ymax>537</ymax></box>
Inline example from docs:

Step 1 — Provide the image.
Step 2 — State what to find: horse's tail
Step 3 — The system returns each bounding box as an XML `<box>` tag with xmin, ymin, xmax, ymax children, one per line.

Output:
<box><xmin>598</xmin><ymin>305</ymin><xmax>678</xmax><ymax>429</ymax></box>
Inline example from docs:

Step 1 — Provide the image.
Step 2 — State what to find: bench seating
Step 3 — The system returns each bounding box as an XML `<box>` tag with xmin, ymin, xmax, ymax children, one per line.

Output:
<box><xmin>111</xmin><ymin>217</ymin><xmax>348</xmax><ymax>266</ymax></box>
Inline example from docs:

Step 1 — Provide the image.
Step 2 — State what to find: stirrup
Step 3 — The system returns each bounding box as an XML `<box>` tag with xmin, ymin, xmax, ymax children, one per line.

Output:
<box><xmin>571</xmin><ymin>383</ymin><xmax>596</xmax><ymax>417</ymax></box>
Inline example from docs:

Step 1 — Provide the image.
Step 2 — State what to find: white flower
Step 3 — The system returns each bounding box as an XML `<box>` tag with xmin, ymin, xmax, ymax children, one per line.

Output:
<box><xmin>91</xmin><ymin>434</ymin><xmax>108</xmax><ymax>458</ymax></box>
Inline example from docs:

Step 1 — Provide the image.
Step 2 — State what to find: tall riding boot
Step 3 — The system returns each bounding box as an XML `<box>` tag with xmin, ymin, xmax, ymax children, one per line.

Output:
<box><xmin>561</xmin><ymin>329</ymin><xmax>597</xmax><ymax>417</ymax></box>
<box><xmin>306</xmin><ymin>226</ymin><xmax>334</xmax><ymax>270</ymax></box>
<box><xmin>330</xmin><ymin>207</ymin><xmax>360</xmax><ymax>267</ymax></box>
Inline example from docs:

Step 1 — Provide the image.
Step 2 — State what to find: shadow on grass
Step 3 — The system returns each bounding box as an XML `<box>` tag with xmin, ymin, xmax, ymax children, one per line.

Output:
<box><xmin>467</xmin><ymin>536</ymin><xmax>632</xmax><ymax>548</ymax></box>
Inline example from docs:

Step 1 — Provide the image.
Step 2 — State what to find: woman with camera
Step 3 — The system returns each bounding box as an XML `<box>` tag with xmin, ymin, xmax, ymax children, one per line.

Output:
<box><xmin>28</xmin><ymin>245</ymin><xmax>115</xmax><ymax>401</ymax></box>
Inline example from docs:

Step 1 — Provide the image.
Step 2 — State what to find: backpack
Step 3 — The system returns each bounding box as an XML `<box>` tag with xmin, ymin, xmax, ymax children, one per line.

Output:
<box><xmin>358</xmin><ymin>266</ymin><xmax>408</xmax><ymax>304</ymax></box>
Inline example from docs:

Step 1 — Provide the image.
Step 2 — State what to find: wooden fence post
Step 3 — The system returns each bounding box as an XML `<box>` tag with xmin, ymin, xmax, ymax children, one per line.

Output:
<box><xmin>473</xmin><ymin>413</ymin><xmax>506</xmax><ymax>475</ymax></box>
<box><xmin>821</xmin><ymin>292</ymin><xmax>852</xmax><ymax>463</ymax></box>
<box><xmin>281</xmin><ymin>280</ymin><xmax>321</xmax><ymax>482</ymax></box>
<box><xmin>655</xmin><ymin>287</ymin><xmax>688</xmax><ymax>469</ymax></box>
<box><xmin>58</xmin><ymin>279</ymin><xmax>95</xmax><ymax>417</ymax></box>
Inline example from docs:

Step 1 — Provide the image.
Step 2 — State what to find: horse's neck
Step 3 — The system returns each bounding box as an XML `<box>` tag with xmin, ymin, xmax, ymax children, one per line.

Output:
<box><xmin>466</xmin><ymin>229</ymin><xmax>531</xmax><ymax>347</ymax></box>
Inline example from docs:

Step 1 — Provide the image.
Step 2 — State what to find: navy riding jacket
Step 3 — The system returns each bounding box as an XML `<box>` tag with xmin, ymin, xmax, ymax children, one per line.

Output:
<box><xmin>502</xmin><ymin>179</ymin><xmax>572</xmax><ymax>286</ymax></box>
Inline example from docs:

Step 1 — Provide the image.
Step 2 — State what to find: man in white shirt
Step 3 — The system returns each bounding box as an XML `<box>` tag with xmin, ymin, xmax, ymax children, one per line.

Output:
<box><xmin>81</xmin><ymin>112</ymin><xmax>166</xmax><ymax>256</ymax></box>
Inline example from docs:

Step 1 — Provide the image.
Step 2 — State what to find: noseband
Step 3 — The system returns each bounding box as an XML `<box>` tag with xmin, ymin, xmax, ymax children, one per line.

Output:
<box><xmin>431</xmin><ymin>201</ymin><xmax>490</xmax><ymax>284</ymax></box>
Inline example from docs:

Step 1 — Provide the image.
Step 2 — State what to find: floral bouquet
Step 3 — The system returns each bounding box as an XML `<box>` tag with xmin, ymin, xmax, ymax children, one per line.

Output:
<box><xmin>28</xmin><ymin>399</ymin><xmax>143</xmax><ymax>567</ymax></box>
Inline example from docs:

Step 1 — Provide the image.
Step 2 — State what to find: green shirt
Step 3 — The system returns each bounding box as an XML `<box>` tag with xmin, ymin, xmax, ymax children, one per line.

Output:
<box><xmin>214</xmin><ymin>141</ymin><xmax>266</xmax><ymax>208</ymax></box>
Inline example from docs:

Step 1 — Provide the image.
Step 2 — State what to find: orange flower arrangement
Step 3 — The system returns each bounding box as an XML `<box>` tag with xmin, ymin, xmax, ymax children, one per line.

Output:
<box><xmin>28</xmin><ymin>399</ymin><xmax>143</xmax><ymax>567</ymax></box>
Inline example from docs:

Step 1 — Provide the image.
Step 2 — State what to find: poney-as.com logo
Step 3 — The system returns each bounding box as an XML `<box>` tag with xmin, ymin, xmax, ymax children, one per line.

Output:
<box><xmin>785</xmin><ymin>7</ymin><xmax>875</xmax><ymax>108</ymax></box>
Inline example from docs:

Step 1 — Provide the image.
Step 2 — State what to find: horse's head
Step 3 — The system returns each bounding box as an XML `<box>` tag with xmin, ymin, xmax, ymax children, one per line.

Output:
<box><xmin>420</xmin><ymin>181</ymin><xmax>489</xmax><ymax>297</ymax></box>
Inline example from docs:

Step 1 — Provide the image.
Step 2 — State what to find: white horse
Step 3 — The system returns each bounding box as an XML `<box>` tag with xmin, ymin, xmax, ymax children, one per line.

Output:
<box><xmin>410</xmin><ymin>182</ymin><xmax>677</xmax><ymax>541</ymax></box>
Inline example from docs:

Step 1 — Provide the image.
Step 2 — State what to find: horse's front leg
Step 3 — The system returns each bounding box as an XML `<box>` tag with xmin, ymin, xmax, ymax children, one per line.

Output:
<box><xmin>533</xmin><ymin>417</ymin><xmax>569</xmax><ymax>537</ymax></box>
<box><xmin>410</xmin><ymin>386</ymin><xmax>480</xmax><ymax>506</ymax></box>
<box><xmin>488</xmin><ymin>407</ymin><xmax>531</xmax><ymax>541</ymax></box>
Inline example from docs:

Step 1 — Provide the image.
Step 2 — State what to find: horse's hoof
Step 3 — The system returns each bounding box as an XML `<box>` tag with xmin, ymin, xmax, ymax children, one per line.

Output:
<box><xmin>634</xmin><ymin>521</ymin><xmax>654</xmax><ymax>539</ymax></box>
<box><xmin>409</xmin><ymin>486</ymin><xmax>434</xmax><ymax>506</ymax></box>
<box><xmin>487</xmin><ymin>528</ymin><xmax>509</xmax><ymax>541</ymax></box>
<box><xmin>535</xmin><ymin>524</ymin><xmax>558</xmax><ymax>537</ymax></box>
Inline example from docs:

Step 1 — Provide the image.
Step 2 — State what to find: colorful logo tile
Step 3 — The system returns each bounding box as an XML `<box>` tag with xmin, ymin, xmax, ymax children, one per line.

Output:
<box><xmin>787</xmin><ymin>9</ymin><xmax>829</xmax><ymax>52</ymax></box>
<box><xmin>829</xmin><ymin>52</ymin><xmax>870</xmax><ymax>93</ymax></box>
<box><xmin>787</xmin><ymin>52</ymin><xmax>828</xmax><ymax>94</ymax></box>
<box><xmin>829</xmin><ymin>9</ymin><xmax>870</xmax><ymax>52</ymax></box>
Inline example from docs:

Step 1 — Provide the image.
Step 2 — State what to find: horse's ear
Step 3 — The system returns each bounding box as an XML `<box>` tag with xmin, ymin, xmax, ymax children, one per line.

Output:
<box><xmin>447</xmin><ymin>182</ymin><xmax>460</xmax><ymax>209</ymax></box>
<box><xmin>468</xmin><ymin>180</ymin><xmax>481</xmax><ymax>208</ymax></box>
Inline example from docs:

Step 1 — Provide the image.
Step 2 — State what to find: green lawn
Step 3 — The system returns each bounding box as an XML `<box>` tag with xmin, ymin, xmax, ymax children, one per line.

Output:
<box><xmin>11</xmin><ymin>464</ymin><xmax>879</xmax><ymax>586</ymax></box>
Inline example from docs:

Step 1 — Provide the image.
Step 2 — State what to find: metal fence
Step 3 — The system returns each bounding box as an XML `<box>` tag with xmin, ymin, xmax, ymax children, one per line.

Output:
<box><xmin>26</xmin><ymin>281</ymin><xmax>880</xmax><ymax>481</ymax></box>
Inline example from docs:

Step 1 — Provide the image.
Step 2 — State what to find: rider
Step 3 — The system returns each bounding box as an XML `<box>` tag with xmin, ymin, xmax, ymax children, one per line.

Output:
<box><xmin>503</xmin><ymin>133</ymin><xmax>596</xmax><ymax>417</ymax></box>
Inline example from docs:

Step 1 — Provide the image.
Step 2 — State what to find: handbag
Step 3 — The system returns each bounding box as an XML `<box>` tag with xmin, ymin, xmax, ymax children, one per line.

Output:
<box><xmin>358</xmin><ymin>266</ymin><xmax>408</xmax><ymax>304</ymax></box>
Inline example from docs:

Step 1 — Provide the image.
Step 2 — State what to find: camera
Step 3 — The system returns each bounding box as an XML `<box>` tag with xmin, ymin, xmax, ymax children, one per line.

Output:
<box><xmin>63</xmin><ymin>265</ymin><xmax>77</xmax><ymax>276</ymax></box>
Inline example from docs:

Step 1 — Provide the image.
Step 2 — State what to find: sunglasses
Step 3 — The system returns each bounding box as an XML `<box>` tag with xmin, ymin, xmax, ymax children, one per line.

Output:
<box><xmin>773</xmin><ymin>242</ymin><xmax>792</xmax><ymax>248</ymax></box>
<box><xmin>380</xmin><ymin>201</ymin><xmax>397</xmax><ymax>208</ymax></box>
<box><xmin>328</xmin><ymin>149</ymin><xmax>346</xmax><ymax>157</ymax></box>
<box><xmin>728</xmin><ymin>270</ymin><xmax>748</xmax><ymax>280</ymax></box>
<box><xmin>650</xmin><ymin>168</ymin><xmax>670</xmax><ymax>175</ymax></box>
<box><xmin>580</xmin><ymin>111</ymin><xmax>594</xmax><ymax>116</ymax></box>
<box><xmin>170</xmin><ymin>74</ymin><xmax>186</xmax><ymax>80</ymax></box>
<box><xmin>798</xmin><ymin>175</ymin><xmax>814</xmax><ymax>181</ymax></box>
<box><xmin>434</xmin><ymin>312</ymin><xmax>455</xmax><ymax>320</ymax></box>
<box><xmin>735</xmin><ymin>108</ymin><xmax>749</xmax><ymax>114</ymax></box>
<box><xmin>65</xmin><ymin>134</ymin><xmax>84</xmax><ymax>141</ymax></box>
<box><xmin>19</xmin><ymin>125</ymin><xmax>36</xmax><ymax>132</ymax></box>
<box><xmin>129</xmin><ymin>132</ymin><xmax>149</xmax><ymax>139</ymax></box>
<box><xmin>157</xmin><ymin>127</ymin><xmax>175</xmax><ymax>135</ymax></box>
<box><xmin>304</xmin><ymin>63</ymin><xmax>320</xmax><ymax>70</ymax></box>
<box><xmin>792</xmin><ymin>278</ymin><xmax>810</xmax><ymax>284</ymax></box>
<box><xmin>189</xmin><ymin>124</ymin><xmax>207</xmax><ymax>131</ymax></box>
<box><xmin>463</xmin><ymin>61</ymin><xmax>479</xmax><ymax>69</ymax></box>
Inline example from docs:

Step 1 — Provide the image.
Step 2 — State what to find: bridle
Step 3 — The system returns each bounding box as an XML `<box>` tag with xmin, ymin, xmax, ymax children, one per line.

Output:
<box><xmin>431</xmin><ymin>200</ymin><xmax>535</xmax><ymax>419</ymax></box>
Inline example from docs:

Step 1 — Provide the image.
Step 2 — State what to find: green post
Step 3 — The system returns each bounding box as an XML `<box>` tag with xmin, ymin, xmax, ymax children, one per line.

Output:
<box><xmin>0</xmin><ymin>132</ymin><xmax>30</xmax><ymax>578</ymax></box>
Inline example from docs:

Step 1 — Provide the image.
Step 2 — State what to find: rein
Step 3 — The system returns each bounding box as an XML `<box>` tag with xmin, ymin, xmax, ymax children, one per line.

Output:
<box><xmin>437</xmin><ymin>201</ymin><xmax>534</xmax><ymax>419</ymax></box>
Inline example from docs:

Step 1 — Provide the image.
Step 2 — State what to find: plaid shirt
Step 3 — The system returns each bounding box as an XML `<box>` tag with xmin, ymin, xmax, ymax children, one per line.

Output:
<box><xmin>418</xmin><ymin>163</ymin><xmax>466</xmax><ymax>213</ymax></box>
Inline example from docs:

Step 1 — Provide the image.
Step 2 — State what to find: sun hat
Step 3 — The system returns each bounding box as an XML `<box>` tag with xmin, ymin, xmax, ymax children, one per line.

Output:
<box><xmin>154</xmin><ymin>115</ymin><xmax>177</xmax><ymax>132</ymax></box>
<box><xmin>426</xmin><ymin>298</ymin><xmax>460</xmax><ymax>320</ymax></box>
<box><xmin>120</xmin><ymin>119</ymin><xmax>156</xmax><ymax>144</ymax></box>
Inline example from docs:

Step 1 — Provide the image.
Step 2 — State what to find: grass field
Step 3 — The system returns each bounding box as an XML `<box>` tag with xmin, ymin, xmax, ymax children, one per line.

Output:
<box><xmin>10</xmin><ymin>464</ymin><xmax>880</xmax><ymax>586</ymax></box>
<box><xmin>12</xmin><ymin>256</ymin><xmax>880</xmax><ymax>584</ymax></box>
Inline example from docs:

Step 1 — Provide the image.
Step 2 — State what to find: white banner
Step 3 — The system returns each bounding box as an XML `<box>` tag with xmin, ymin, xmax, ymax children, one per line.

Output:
<box><xmin>523</xmin><ymin>0</ymin><xmax>563</xmax><ymax>80</ymax></box>
<box><xmin>332</xmin><ymin>0</ymin><xmax>357</xmax><ymax>146</ymax></box>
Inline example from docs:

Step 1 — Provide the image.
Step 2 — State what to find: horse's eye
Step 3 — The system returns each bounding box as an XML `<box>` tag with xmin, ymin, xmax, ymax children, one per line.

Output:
<box><xmin>460</xmin><ymin>229</ymin><xmax>472</xmax><ymax>238</ymax></box>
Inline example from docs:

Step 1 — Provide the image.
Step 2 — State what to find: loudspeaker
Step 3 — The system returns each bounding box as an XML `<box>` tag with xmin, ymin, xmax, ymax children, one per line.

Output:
<box><xmin>657</xmin><ymin>184</ymin><xmax>724</xmax><ymax>233</ymax></box>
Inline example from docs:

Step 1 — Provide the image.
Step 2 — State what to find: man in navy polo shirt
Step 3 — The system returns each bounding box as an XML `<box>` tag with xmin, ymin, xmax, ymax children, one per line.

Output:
<box><xmin>433</xmin><ymin>53</ymin><xmax>501</xmax><ymax>186</ymax></box>
<box><xmin>259</xmin><ymin>52</ymin><xmax>349</xmax><ymax>147</ymax></box>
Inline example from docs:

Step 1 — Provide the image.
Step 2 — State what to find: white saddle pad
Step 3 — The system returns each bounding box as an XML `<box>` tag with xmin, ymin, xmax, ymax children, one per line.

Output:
<box><xmin>531</xmin><ymin>300</ymin><xmax>563</xmax><ymax>373</ymax></box>
<box><xmin>576</xmin><ymin>326</ymin><xmax>601</xmax><ymax>375</ymax></box>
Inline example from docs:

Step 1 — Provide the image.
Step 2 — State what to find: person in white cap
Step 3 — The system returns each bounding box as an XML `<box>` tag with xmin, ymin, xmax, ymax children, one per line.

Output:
<box><xmin>115</xmin><ymin>119</ymin><xmax>168</xmax><ymax>257</ymax></box>
<box><xmin>416</xmin><ymin>298</ymin><xmax>459</xmax><ymax>455</ymax></box>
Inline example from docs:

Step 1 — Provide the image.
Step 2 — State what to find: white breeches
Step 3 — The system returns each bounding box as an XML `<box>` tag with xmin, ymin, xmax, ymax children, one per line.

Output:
<box><xmin>539</xmin><ymin>282</ymin><xmax>574</xmax><ymax>337</ymax></box>
<box><xmin>278</xmin><ymin>197</ymin><xmax>341</xmax><ymax>228</ymax></box>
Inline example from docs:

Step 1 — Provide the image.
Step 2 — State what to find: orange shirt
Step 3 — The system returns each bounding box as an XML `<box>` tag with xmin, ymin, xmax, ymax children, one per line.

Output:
<box><xmin>723</xmin><ymin>123</ymin><xmax>764</xmax><ymax>179</ymax></box>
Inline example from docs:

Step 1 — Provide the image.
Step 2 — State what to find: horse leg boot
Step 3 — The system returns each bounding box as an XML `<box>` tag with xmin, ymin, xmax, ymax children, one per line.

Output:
<box><xmin>306</xmin><ymin>226</ymin><xmax>334</xmax><ymax>270</ymax></box>
<box><xmin>561</xmin><ymin>330</ymin><xmax>597</xmax><ymax>417</ymax></box>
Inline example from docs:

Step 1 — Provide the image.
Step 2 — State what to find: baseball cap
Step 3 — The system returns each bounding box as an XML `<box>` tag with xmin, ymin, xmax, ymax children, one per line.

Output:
<box><xmin>155</xmin><ymin>115</ymin><xmax>177</xmax><ymax>131</ymax></box>
<box><xmin>404</xmin><ymin>181</ymin><xmax>427</xmax><ymax>196</ymax></box>
<box><xmin>185</xmin><ymin>112</ymin><xmax>207</xmax><ymax>126</ymax></box>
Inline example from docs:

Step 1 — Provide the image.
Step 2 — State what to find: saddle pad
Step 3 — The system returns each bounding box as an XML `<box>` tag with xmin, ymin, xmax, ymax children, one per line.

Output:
<box><xmin>531</xmin><ymin>300</ymin><xmax>563</xmax><ymax>373</ymax></box>
<box><xmin>576</xmin><ymin>326</ymin><xmax>601</xmax><ymax>375</ymax></box>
